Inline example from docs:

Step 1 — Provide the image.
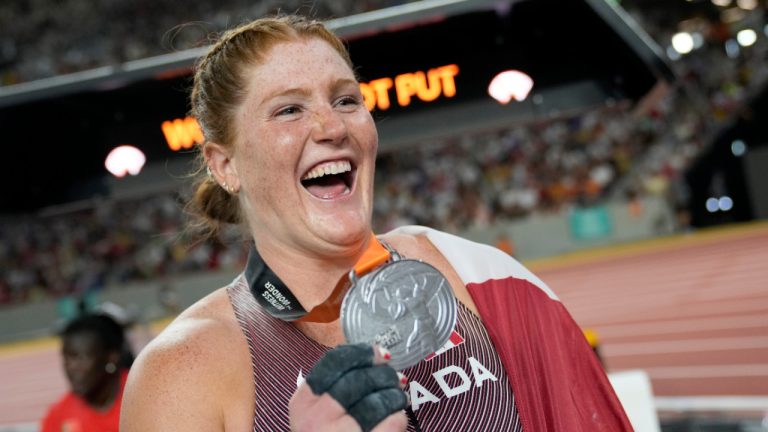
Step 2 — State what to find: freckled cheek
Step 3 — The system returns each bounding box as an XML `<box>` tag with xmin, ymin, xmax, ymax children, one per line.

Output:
<box><xmin>240</xmin><ymin>139</ymin><xmax>301</xmax><ymax>194</ymax></box>
<box><xmin>241</xmin><ymin>129</ymin><xmax>297</xmax><ymax>165</ymax></box>
<box><xmin>348</xmin><ymin>116</ymin><xmax>378</xmax><ymax>151</ymax></box>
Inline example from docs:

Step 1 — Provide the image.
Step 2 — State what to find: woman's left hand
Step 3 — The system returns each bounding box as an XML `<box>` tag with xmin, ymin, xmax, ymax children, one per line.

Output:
<box><xmin>288</xmin><ymin>344</ymin><xmax>408</xmax><ymax>432</ymax></box>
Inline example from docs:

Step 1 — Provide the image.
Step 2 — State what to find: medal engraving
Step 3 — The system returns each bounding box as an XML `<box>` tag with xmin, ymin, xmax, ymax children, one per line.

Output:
<box><xmin>341</xmin><ymin>259</ymin><xmax>457</xmax><ymax>370</ymax></box>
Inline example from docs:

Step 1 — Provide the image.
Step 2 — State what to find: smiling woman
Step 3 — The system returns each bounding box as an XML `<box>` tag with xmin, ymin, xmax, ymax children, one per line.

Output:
<box><xmin>120</xmin><ymin>14</ymin><xmax>632</xmax><ymax>432</ymax></box>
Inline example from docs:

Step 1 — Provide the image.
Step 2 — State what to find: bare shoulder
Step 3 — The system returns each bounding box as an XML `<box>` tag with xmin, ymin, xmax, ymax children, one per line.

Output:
<box><xmin>379</xmin><ymin>229</ymin><xmax>478</xmax><ymax>315</ymax></box>
<box><xmin>378</xmin><ymin>229</ymin><xmax>449</xmax><ymax>270</ymax></box>
<box><xmin>121</xmin><ymin>287</ymin><xmax>253</xmax><ymax>432</ymax></box>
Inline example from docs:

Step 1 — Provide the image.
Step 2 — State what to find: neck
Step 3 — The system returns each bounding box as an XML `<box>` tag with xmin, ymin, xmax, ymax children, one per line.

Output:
<box><xmin>254</xmin><ymin>236</ymin><xmax>370</xmax><ymax>310</ymax></box>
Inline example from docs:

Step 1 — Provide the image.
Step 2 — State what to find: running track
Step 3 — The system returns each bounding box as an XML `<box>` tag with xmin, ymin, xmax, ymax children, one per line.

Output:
<box><xmin>530</xmin><ymin>222</ymin><xmax>768</xmax><ymax>398</ymax></box>
<box><xmin>1</xmin><ymin>222</ymin><xmax>767</xmax><ymax>427</ymax></box>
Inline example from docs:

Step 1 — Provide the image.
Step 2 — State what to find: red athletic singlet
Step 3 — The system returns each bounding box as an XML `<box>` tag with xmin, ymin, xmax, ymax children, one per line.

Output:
<box><xmin>228</xmin><ymin>274</ymin><xmax>523</xmax><ymax>431</ymax></box>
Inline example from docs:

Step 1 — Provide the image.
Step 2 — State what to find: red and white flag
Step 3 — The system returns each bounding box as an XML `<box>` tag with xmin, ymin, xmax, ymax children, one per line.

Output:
<box><xmin>425</xmin><ymin>330</ymin><xmax>465</xmax><ymax>361</ymax></box>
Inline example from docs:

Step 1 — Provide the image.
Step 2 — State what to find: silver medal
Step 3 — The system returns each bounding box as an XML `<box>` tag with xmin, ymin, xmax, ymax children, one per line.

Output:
<box><xmin>341</xmin><ymin>258</ymin><xmax>457</xmax><ymax>371</ymax></box>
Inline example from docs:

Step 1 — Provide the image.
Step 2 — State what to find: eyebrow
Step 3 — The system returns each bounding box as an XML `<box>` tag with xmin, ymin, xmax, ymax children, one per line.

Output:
<box><xmin>332</xmin><ymin>78</ymin><xmax>360</xmax><ymax>92</ymax></box>
<box><xmin>260</xmin><ymin>87</ymin><xmax>312</xmax><ymax>105</ymax></box>
<box><xmin>259</xmin><ymin>78</ymin><xmax>360</xmax><ymax>106</ymax></box>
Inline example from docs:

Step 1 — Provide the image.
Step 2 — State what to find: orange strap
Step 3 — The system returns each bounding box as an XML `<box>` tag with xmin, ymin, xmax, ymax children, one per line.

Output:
<box><xmin>352</xmin><ymin>233</ymin><xmax>391</xmax><ymax>275</ymax></box>
<box><xmin>296</xmin><ymin>233</ymin><xmax>391</xmax><ymax>323</ymax></box>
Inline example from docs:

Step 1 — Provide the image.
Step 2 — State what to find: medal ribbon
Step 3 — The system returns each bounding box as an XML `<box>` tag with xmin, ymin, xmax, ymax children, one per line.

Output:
<box><xmin>245</xmin><ymin>233</ymin><xmax>391</xmax><ymax>323</ymax></box>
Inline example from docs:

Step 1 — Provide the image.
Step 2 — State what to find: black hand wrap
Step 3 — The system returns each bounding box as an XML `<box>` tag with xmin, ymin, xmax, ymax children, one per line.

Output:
<box><xmin>306</xmin><ymin>344</ymin><xmax>407</xmax><ymax>432</ymax></box>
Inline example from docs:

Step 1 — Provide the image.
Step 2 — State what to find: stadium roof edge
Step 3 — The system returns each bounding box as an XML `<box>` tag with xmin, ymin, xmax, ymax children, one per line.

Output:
<box><xmin>586</xmin><ymin>0</ymin><xmax>675</xmax><ymax>84</ymax></box>
<box><xmin>0</xmin><ymin>0</ymin><xmax>507</xmax><ymax>109</ymax></box>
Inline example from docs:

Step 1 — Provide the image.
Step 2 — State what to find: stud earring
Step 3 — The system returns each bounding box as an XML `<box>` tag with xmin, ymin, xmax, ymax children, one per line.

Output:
<box><xmin>105</xmin><ymin>362</ymin><xmax>117</xmax><ymax>374</ymax></box>
<box><xmin>221</xmin><ymin>182</ymin><xmax>234</xmax><ymax>193</ymax></box>
<box><xmin>221</xmin><ymin>182</ymin><xmax>238</xmax><ymax>194</ymax></box>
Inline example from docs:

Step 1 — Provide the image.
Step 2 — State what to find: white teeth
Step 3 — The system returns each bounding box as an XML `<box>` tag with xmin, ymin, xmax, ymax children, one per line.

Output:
<box><xmin>302</xmin><ymin>160</ymin><xmax>352</xmax><ymax>180</ymax></box>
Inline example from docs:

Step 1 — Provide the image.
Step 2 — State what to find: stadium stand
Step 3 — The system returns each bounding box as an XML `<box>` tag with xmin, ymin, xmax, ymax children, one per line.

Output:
<box><xmin>2</xmin><ymin>18</ymin><xmax>765</xmax><ymax>304</ymax></box>
<box><xmin>0</xmin><ymin>0</ymin><xmax>413</xmax><ymax>85</ymax></box>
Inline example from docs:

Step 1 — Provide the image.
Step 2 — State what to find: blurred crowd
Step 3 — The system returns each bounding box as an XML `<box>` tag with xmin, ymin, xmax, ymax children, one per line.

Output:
<box><xmin>373</xmin><ymin>10</ymin><xmax>768</xmax><ymax>232</ymax></box>
<box><xmin>0</xmin><ymin>193</ymin><xmax>246</xmax><ymax>305</ymax></box>
<box><xmin>1</xmin><ymin>2</ymin><xmax>766</xmax><ymax>305</ymax></box>
<box><xmin>0</xmin><ymin>0</ymin><xmax>410</xmax><ymax>86</ymax></box>
<box><xmin>374</xmin><ymin>103</ymin><xmax>639</xmax><ymax>232</ymax></box>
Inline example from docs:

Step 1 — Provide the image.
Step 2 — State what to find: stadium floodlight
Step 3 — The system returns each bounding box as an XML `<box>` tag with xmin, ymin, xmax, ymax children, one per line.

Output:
<box><xmin>736</xmin><ymin>29</ymin><xmax>757</xmax><ymax>47</ymax></box>
<box><xmin>705</xmin><ymin>197</ymin><xmax>720</xmax><ymax>213</ymax></box>
<box><xmin>487</xmin><ymin>70</ymin><xmax>534</xmax><ymax>104</ymax></box>
<box><xmin>711</xmin><ymin>0</ymin><xmax>732</xmax><ymax>6</ymax></box>
<box><xmin>719</xmin><ymin>196</ymin><xmax>734</xmax><ymax>212</ymax></box>
<box><xmin>731</xmin><ymin>139</ymin><xmax>747</xmax><ymax>156</ymax></box>
<box><xmin>671</xmin><ymin>32</ymin><xmax>694</xmax><ymax>54</ymax></box>
<box><xmin>105</xmin><ymin>145</ymin><xmax>146</xmax><ymax>178</ymax></box>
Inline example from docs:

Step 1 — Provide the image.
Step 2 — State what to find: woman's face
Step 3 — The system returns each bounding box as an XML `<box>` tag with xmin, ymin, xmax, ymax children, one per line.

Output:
<box><xmin>62</xmin><ymin>332</ymin><xmax>112</xmax><ymax>398</ymax></box>
<box><xmin>217</xmin><ymin>37</ymin><xmax>378</xmax><ymax>258</ymax></box>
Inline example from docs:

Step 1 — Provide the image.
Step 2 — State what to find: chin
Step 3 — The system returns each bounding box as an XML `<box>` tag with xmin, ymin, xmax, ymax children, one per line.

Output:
<box><xmin>71</xmin><ymin>385</ymin><xmax>89</xmax><ymax>398</ymax></box>
<box><xmin>312</xmin><ymin>214</ymin><xmax>371</xmax><ymax>246</ymax></box>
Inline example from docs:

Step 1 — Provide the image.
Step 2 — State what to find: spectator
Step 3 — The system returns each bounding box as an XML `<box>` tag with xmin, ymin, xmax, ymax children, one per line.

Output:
<box><xmin>41</xmin><ymin>313</ymin><xmax>130</xmax><ymax>432</ymax></box>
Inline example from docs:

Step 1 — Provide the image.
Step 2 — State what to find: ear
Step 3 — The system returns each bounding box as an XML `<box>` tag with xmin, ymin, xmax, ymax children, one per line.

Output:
<box><xmin>204</xmin><ymin>142</ymin><xmax>240</xmax><ymax>193</ymax></box>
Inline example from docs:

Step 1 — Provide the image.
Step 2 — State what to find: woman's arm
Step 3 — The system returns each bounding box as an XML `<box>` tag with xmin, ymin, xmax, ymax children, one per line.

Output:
<box><xmin>120</xmin><ymin>292</ymin><xmax>253</xmax><ymax>431</ymax></box>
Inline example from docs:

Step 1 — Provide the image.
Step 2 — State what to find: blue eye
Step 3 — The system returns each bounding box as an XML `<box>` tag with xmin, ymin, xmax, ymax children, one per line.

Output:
<box><xmin>336</xmin><ymin>96</ymin><xmax>360</xmax><ymax>108</ymax></box>
<box><xmin>276</xmin><ymin>106</ymin><xmax>301</xmax><ymax>116</ymax></box>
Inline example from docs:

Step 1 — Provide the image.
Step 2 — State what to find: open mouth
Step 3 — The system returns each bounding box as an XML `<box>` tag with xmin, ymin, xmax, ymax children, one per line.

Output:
<box><xmin>300</xmin><ymin>160</ymin><xmax>355</xmax><ymax>200</ymax></box>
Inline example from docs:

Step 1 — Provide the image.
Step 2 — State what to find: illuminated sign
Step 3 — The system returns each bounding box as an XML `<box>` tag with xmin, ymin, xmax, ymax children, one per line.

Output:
<box><xmin>162</xmin><ymin>64</ymin><xmax>460</xmax><ymax>151</ymax></box>
<box><xmin>161</xmin><ymin>116</ymin><xmax>203</xmax><ymax>151</ymax></box>
<box><xmin>360</xmin><ymin>64</ymin><xmax>459</xmax><ymax>111</ymax></box>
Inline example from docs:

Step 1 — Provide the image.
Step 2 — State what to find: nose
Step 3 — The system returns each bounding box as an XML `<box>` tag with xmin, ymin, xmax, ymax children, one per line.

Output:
<box><xmin>64</xmin><ymin>354</ymin><xmax>84</xmax><ymax>374</ymax></box>
<box><xmin>311</xmin><ymin>105</ymin><xmax>347</xmax><ymax>145</ymax></box>
<box><xmin>64</xmin><ymin>358</ymin><xmax>85</xmax><ymax>384</ymax></box>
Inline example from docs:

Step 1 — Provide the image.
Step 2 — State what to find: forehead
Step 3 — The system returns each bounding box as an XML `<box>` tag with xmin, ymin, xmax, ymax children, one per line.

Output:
<box><xmin>63</xmin><ymin>331</ymin><xmax>103</xmax><ymax>354</ymax></box>
<box><xmin>246</xmin><ymin>38</ymin><xmax>355</xmax><ymax>96</ymax></box>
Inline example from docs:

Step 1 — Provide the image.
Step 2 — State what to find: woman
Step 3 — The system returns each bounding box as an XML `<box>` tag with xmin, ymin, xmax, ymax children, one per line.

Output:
<box><xmin>121</xmin><ymin>15</ymin><xmax>631</xmax><ymax>431</ymax></box>
<box><xmin>42</xmin><ymin>313</ymin><xmax>129</xmax><ymax>432</ymax></box>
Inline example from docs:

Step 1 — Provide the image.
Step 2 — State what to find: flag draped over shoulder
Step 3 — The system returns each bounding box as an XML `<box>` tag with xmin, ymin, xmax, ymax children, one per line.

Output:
<box><xmin>392</xmin><ymin>226</ymin><xmax>633</xmax><ymax>432</ymax></box>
